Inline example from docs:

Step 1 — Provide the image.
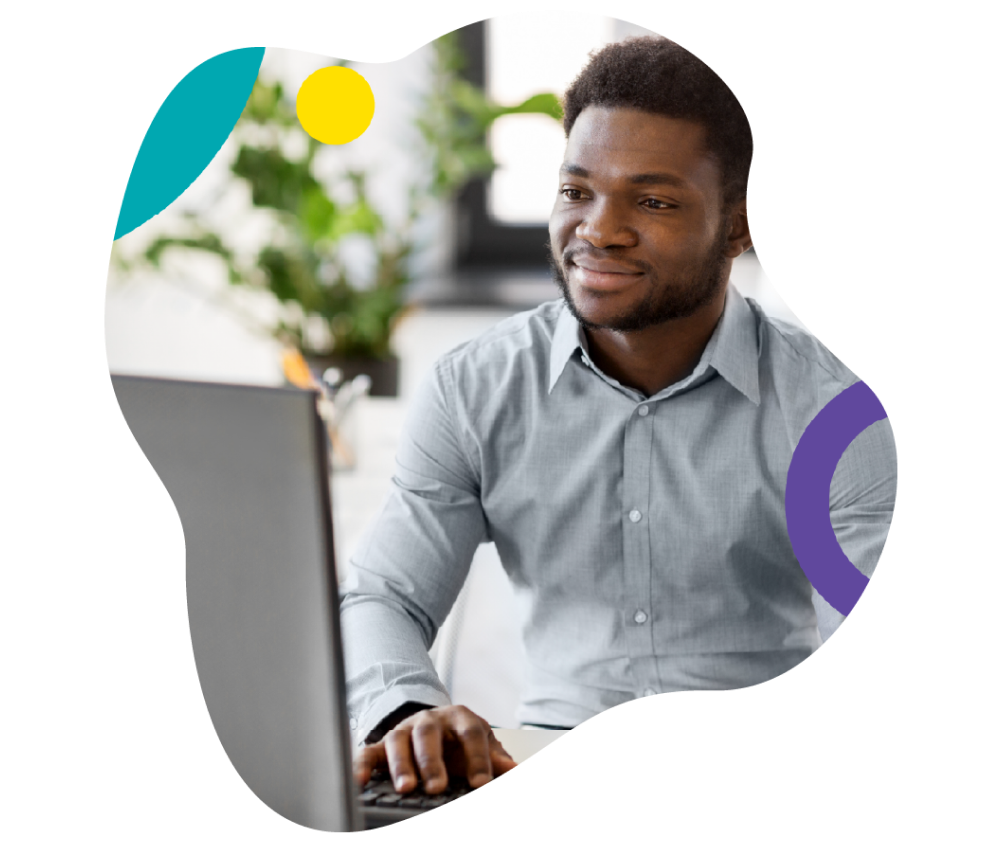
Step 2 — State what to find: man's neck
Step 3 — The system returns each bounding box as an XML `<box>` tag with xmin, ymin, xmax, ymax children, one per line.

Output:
<box><xmin>582</xmin><ymin>289</ymin><xmax>728</xmax><ymax>398</ymax></box>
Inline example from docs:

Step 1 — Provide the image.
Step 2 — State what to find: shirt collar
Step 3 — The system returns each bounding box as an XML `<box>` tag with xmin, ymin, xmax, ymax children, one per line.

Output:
<box><xmin>547</xmin><ymin>284</ymin><xmax>761</xmax><ymax>404</ymax></box>
<box><xmin>694</xmin><ymin>284</ymin><xmax>761</xmax><ymax>405</ymax></box>
<box><xmin>548</xmin><ymin>302</ymin><xmax>587</xmax><ymax>393</ymax></box>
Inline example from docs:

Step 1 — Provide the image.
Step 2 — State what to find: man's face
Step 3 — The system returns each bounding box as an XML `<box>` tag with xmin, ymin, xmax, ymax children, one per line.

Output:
<box><xmin>549</xmin><ymin>106</ymin><xmax>740</xmax><ymax>332</ymax></box>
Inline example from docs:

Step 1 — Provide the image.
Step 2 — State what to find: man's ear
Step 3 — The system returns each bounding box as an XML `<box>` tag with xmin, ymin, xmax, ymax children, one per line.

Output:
<box><xmin>723</xmin><ymin>198</ymin><xmax>753</xmax><ymax>258</ymax></box>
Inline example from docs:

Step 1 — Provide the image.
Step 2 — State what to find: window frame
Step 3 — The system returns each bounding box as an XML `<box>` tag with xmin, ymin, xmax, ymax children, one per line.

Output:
<box><xmin>454</xmin><ymin>21</ymin><xmax>554</xmax><ymax>270</ymax></box>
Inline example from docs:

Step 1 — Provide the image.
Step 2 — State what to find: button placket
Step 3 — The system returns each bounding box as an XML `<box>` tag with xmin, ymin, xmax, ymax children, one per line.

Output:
<box><xmin>621</xmin><ymin>389</ymin><xmax>658</xmax><ymax>699</ymax></box>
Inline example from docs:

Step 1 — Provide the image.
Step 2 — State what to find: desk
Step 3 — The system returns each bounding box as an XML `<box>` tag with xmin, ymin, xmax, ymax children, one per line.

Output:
<box><xmin>492</xmin><ymin>728</ymin><xmax>567</xmax><ymax>764</ymax></box>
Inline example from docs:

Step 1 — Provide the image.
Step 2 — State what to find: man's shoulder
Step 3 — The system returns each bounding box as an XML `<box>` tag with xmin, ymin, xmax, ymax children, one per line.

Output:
<box><xmin>437</xmin><ymin>299</ymin><xmax>565</xmax><ymax>372</ymax></box>
<box><xmin>746</xmin><ymin>299</ymin><xmax>866</xmax><ymax>447</ymax></box>
<box><xmin>750</xmin><ymin>300</ymin><xmax>858</xmax><ymax>389</ymax></box>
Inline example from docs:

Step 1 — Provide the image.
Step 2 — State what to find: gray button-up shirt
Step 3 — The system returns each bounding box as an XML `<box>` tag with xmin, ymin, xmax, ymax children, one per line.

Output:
<box><xmin>340</xmin><ymin>285</ymin><xmax>897</xmax><ymax>740</ymax></box>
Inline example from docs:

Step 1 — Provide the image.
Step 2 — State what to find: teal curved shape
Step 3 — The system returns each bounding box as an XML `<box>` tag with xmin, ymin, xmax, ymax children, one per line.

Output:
<box><xmin>114</xmin><ymin>47</ymin><xmax>265</xmax><ymax>240</ymax></box>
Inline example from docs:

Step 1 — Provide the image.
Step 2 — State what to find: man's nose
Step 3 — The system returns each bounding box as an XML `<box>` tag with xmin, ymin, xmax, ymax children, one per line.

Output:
<box><xmin>575</xmin><ymin>199</ymin><xmax>637</xmax><ymax>249</ymax></box>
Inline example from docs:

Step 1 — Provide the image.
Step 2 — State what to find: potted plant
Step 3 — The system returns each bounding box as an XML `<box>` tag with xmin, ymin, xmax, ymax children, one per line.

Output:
<box><xmin>117</xmin><ymin>33</ymin><xmax>562</xmax><ymax>396</ymax></box>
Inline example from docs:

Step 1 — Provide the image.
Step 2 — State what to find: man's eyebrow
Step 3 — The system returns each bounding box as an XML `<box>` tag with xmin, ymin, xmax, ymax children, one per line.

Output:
<box><xmin>628</xmin><ymin>172</ymin><xmax>689</xmax><ymax>188</ymax></box>
<box><xmin>559</xmin><ymin>164</ymin><xmax>689</xmax><ymax>189</ymax></box>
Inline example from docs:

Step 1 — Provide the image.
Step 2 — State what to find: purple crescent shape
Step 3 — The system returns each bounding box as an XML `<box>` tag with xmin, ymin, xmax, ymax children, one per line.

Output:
<box><xmin>785</xmin><ymin>381</ymin><xmax>888</xmax><ymax>616</ymax></box>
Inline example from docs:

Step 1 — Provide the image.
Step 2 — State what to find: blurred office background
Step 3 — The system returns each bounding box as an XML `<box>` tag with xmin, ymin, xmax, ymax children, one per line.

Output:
<box><xmin>106</xmin><ymin>15</ymin><xmax>803</xmax><ymax>727</ymax></box>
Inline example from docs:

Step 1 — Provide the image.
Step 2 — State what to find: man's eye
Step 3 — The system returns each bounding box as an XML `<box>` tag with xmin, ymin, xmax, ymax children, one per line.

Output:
<box><xmin>561</xmin><ymin>188</ymin><xmax>584</xmax><ymax>200</ymax></box>
<box><xmin>642</xmin><ymin>198</ymin><xmax>675</xmax><ymax>209</ymax></box>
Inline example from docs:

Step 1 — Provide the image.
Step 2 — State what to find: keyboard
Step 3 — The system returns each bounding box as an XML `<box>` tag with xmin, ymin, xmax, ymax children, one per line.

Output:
<box><xmin>359</xmin><ymin>768</ymin><xmax>473</xmax><ymax>828</ymax></box>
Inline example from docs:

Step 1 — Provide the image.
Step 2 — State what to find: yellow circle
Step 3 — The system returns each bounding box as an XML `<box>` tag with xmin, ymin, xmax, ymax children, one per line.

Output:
<box><xmin>295</xmin><ymin>66</ymin><xmax>375</xmax><ymax>145</ymax></box>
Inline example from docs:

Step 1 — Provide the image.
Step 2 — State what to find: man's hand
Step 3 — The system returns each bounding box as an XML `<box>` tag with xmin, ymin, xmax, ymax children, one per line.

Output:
<box><xmin>354</xmin><ymin>705</ymin><xmax>516</xmax><ymax>793</ymax></box>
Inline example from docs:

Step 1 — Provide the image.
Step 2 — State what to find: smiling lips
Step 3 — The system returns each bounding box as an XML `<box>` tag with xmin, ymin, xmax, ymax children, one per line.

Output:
<box><xmin>569</xmin><ymin>257</ymin><xmax>644</xmax><ymax>291</ymax></box>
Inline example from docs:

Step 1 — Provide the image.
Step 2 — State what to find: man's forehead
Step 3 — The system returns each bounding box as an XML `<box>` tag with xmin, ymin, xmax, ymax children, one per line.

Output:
<box><xmin>563</xmin><ymin>107</ymin><xmax>719</xmax><ymax>186</ymax></box>
<box><xmin>559</xmin><ymin>160</ymin><xmax>691</xmax><ymax>190</ymax></box>
<box><xmin>568</xmin><ymin>106</ymin><xmax>706</xmax><ymax>145</ymax></box>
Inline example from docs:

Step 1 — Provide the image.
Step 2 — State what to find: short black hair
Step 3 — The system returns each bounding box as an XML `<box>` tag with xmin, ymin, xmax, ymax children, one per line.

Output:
<box><xmin>563</xmin><ymin>37</ymin><xmax>753</xmax><ymax>206</ymax></box>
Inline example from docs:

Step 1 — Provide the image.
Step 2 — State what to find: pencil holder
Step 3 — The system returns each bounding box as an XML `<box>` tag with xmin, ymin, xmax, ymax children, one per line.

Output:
<box><xmin>316</xmin><ymin>373</ymin><xmax>371</xmax><ymax>473</ymax></box>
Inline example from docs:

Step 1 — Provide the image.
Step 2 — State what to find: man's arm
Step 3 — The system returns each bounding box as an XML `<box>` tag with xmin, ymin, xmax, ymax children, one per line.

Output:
<box><xmin>817</xmin><ymin>415</ymin><xmax>897</xmax><ymax>639</ymax></box>
<box><xmin>339</xmin><ymin>357</ymin><xmax>496</xmax><ymax>756</ymax></box>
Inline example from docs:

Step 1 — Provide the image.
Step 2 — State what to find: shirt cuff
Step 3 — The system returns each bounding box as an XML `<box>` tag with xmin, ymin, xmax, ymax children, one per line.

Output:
<box><xmin>350</xmin><ymin>684</ymin><xmax>452</xmax><ymax>749</ymax></box>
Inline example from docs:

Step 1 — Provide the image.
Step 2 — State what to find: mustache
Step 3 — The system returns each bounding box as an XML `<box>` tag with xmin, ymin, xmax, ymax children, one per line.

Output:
<box><xmin>559</xmin><ymin>246</ymin><xmax>653</xmax><ymax>275</ymax></box>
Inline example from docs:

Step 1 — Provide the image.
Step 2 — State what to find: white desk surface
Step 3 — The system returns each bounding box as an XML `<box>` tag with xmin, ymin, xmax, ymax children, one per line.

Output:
<box><xmin>491</xmin><ymin>728</ymin><xmax>568</xmax><ymax>764</ymax></box>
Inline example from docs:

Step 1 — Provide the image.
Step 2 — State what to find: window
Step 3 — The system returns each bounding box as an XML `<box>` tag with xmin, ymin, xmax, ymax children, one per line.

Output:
<box><xmin>452</xmin><ymin>17</ymin><xmax>656</xmax><ymax>270</ymax></box>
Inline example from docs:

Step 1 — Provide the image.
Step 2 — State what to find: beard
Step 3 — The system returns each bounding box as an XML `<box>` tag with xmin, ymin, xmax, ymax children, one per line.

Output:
<box><xmin>549</xmin><ymin>222</ymin><xmax>731</xmax><ymax>333</ymax></box>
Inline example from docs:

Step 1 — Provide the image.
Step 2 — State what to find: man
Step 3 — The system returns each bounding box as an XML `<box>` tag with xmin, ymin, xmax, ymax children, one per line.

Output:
<box><xmin>341</xmin><ymin>36</ymin><xmax>896</xmax><ymax>796</ymax></box>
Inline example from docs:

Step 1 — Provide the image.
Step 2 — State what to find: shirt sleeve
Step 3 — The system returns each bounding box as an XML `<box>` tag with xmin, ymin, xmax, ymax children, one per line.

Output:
<box><xmin>814</xmin><ymin>415</ymin><xmax>897</xmax><ymax>640</ymax></box>
<box><xmin>339</xmin><ymin>357</ymin><xmax>488</xmax><ymax>744</ymax></box>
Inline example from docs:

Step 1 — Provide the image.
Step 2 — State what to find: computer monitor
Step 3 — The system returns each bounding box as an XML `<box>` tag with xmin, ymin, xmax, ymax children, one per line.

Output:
<box><xmin>112</xmin><ymin>374</ymin><xmax>360</xmax><ymax>832</ymax></box>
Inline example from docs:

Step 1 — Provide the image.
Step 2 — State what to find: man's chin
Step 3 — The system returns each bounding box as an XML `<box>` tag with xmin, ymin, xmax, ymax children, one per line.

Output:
<box><xmin>552</xmin><ymin>263</ymin><xmax>649</xmax><ymax>331</ymax></box>
<box><xmin>565</xmin><ymin>294</ymin><xmax>639</xmax><ymax>333</ymax></box>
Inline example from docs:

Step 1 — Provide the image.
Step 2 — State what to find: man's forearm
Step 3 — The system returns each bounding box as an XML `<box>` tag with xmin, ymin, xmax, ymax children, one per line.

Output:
<box><xmin>340</xmin><ymin>593</ymin><xmax>452</xmax><ymax>744</ymax></box>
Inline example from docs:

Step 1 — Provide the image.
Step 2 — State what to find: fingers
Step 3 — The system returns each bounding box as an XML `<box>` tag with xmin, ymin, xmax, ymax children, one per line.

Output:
<box><xmin>411</xmin><ymin>715</ymin><xmax>449</xmax><ymax>793</ymax></box>
<box><xmin>384</xmin><ymin>727</ymin><xmax>420</xmax><ymax>792</ymax></box>
<box><xmin>450</xmin><ymin>709</ymin><xmax>493</xmax><ymax>788</ymax></box>
<box><xmin>489</xmin><ymin>738</ymin><xmax>521</xmax><ymax>778</ymax></box>
<box><xmin>352</xmin><ymin>743</ymin><xmax>385</xmax><ymax>787</ymax></box>
<box><xmin>359</xmin><ymin>705</ymin><xmax>511</xmax><ymax>793</ymax></box>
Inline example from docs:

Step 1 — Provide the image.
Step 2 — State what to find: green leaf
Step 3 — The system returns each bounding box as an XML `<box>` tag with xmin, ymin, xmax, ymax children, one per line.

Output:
<box><xmin>144</xmin><ymin>232</ymin><xmax>233</xmax><ymax>268</ymax></box>
<box><xmin>330</xmin><ymin>200</ymin><xmax>383</xmax><ymax>240</ymax></box>
<box><xmin>299</xmin><ymin>186</ymin><xmax>337</xmax><ymax>244</ymax></box>
<box><xmin>239</xmin><ymin>80</ymin><xmax>296</xmax><ymax>128</ymax></box>
<box><xmin>506</xmin><ymin>92</ymin><xmax>563</xmax><ymax>121</ymax></box>
<box><xmin>257</xmin><ymin>245</ymin><xmax>322</xmax><ymax>311</ymax></box>
<box><xmin>232</xmin><ymin>146</ymin><xmax>319</xmax><ymax>213</ymax></box>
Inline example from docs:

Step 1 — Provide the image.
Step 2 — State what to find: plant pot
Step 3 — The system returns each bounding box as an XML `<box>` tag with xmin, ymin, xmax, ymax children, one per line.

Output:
<box><xmin>305</xmin><ymin>354</ymin><xmax>400</xmax><ymax>398</ymax></box>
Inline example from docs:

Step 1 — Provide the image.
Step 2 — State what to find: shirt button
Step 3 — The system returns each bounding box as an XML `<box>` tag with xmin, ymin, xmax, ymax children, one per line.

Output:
<box><xmin>634</xmin><ymin>610</ymin><xmax>648</xmax><ymax>624</ymax></box>
<box><xmin>637</xmin><ymin>405</ymin><xmax>649</xmax><ymax>417</ymax></box>
<box><xmin>629</xmin><ymin>509</ymin><xmax>642</xmax><ymax>523</ymax></box>
<box><xmin>643</xmin><ymin>688</ymin><xmax>656</xmax><ymax>697</ymax></box>
<box><xmin>349</xmin><ymin>718</ymin><xmax>358</xmax><ymax>730</ymax></box>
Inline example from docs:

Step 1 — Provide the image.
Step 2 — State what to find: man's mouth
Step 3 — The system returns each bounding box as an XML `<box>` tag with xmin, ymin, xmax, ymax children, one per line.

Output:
<box><xmin>567</xmin><ymin>257</ymin><xmax>644</xmax><ymax>292</ymax></box>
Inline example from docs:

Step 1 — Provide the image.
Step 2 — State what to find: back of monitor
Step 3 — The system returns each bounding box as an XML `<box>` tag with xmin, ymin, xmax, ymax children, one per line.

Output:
<box><xmin>112</xmin><ymin>375</ymin><xmax>359</xmax><ymax>832</ymax></box>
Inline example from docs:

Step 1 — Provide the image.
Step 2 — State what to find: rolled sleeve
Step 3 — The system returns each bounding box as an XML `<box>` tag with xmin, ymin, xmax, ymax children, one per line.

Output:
<box><xmin>340</xmin><ymin>358</ymin><xmax>488</xmax><ymax>744</ymax></box>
